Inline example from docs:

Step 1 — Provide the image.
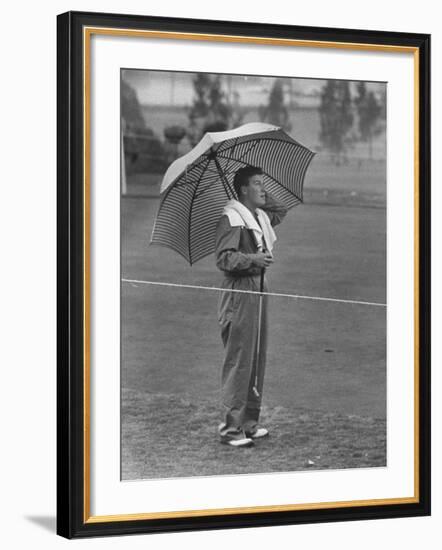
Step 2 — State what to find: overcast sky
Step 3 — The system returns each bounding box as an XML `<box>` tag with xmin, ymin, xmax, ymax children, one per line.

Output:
<box><xmin>122</xmin><ymin>69</ymin><xmax>385</xmax><ymax>108</ymax></box>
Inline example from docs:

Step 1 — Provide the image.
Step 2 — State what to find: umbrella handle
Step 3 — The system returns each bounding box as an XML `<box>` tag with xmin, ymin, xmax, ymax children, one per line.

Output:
<box><xmin>260</xmin><ymin>267</ymin><xmax>265</xmax><ymax>293</ymax></box>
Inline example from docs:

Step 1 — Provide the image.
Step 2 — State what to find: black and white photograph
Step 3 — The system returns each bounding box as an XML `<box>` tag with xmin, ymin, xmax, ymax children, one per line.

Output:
<box><xmin>121</xmin><ymin>69</ymin><xmax>387</xmax><ymax>480</ymax></box>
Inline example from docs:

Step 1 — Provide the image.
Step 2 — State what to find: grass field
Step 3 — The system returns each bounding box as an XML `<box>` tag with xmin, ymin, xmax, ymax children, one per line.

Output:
<box><xmin>122</xmin><ymin>389</ymin><xmax>386</xmax><ymax>480</ymax></box>
<box><xmin>121</xmin><ymin>157</ymin><xmax>386</xmax><ymax>480</ymax></box>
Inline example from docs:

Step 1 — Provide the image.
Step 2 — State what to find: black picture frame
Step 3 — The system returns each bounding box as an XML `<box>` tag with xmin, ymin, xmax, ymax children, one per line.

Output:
<box><xmin>57</xmin><ymin>10</ymin><xmax>431</xmax><ymax>539</ymax></box>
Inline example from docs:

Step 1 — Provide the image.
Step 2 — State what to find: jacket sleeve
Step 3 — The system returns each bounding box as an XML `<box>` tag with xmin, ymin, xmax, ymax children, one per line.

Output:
<box><xmin>214</xmin><ymin>215</ymin><xmax>255</xmax><ymax>273</ymax></box>
<box><xmin>261</xmin><ymin>192</ymin><xmax>289</xmax><ymax>227</ymax></box>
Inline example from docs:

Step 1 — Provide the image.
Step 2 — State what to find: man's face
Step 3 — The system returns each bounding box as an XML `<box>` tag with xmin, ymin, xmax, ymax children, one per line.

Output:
<box><xmin>242</xmin><ymin>173</ymin><xmax>266</xmax><ymax>208</ymax></box>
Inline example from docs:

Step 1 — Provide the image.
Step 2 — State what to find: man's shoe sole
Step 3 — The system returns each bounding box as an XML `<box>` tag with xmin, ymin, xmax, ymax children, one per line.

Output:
<box><xmin>221</xmin><ymin>438</ymin><xmax>254</xmax><ymax>447</ymax></box>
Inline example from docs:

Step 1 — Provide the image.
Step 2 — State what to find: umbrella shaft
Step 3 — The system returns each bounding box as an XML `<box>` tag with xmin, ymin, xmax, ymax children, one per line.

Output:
<box><xmin>253</xmin><ymin>269</ymin><xmax>265</xmax><ymax>396</ymax></box>
<box><xmin>214</xmin><ymin>156</ymin><xmax>236</xmax><ymax>199</ymax></box>
<box><xmin>256</xmin><ymin>294</ymin><xmax>263</xmax><ymax>361</ymax></box>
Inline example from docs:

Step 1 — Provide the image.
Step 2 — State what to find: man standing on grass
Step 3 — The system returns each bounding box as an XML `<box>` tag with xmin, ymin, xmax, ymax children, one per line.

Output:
<box><xmin>214</xmin><ymin>165</ymin><xmax>288</xmax><ymax>447</ymax></box>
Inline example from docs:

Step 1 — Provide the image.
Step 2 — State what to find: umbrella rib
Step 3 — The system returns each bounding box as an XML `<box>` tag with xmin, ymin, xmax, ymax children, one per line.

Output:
<box><xmin>221</xmin><ymin>137</ymin><xmax>239</xmax><ymax>176</ymax></box>
<box><xmin>214</xmin><ymin>156</ymin><xmax>236</xmax><ymax>199</ymax></box>
<box><xmin>218</xmin><ymin>136</ymin><xmax>301</xmax><ymax>156</ymax></box>
<box><xmin>220</xmin><ymin>133</ymin><xmax>309</xmax><ymax>151</ymax></box>
<box><xmin>188</xmin><ymin>157</ymin><xmax>211</xmax><ymax>265</ymax></box>
<box><xmin>200</xmin><ymin>137</ymin><xmax>255</xmax><ymax>170</ymax></box>
<box><xmin>166</xmin><ymin>160</ymin><xmax>209</xmax><ymax>189</ymax></box>
<box><xmin>218</xmin><ymin>136</ymin><xmax>314</xmax><ymax>161</ymax></box>
<box><xmin>222</xmin><ymin>139</ymin><xmax>260</xmax><ymax>167</ymax></box>
<box><xmin>216</xmin><ymin>155</ymin><xmax>301</xmax><ymax>202</ymax></box>
<box><xmin>216</xmin><ymin>140</ymin><xmax>315</xmax><ymax>203</ymax></box>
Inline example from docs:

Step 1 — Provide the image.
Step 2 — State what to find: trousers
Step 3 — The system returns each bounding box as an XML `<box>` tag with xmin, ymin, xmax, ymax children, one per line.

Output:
<box><xmin>217</xmin><ymin>273</ymin><xmax>268</xmax><ymax>439</ymax></box>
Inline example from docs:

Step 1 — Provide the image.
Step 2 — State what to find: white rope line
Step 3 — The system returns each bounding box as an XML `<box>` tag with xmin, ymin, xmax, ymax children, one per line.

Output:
<box><xmin>122</xmin><ymin>278</ymin><xmax>386</xmax><ymax>308</ymax></box>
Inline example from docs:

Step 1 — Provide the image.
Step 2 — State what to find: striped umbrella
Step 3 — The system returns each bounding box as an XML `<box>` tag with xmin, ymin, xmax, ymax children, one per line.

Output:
<box><xmin>150</xmin><ymin>122</ymin><xmax>315</xmax><ymax>264</ymax></box>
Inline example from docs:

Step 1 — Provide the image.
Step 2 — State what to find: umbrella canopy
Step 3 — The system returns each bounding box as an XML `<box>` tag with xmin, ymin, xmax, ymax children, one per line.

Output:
<box><xmin>150</xmin><ymin>122</ymin><xmax>315</xmax><ymax>265</ymax></box>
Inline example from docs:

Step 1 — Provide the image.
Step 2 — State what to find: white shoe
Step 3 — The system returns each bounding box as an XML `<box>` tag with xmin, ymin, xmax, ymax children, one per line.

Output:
<box><xmin>226</xmin><ymin>437</ymin><xmax>254</xmax><ymax>447</ymax></box>
<box><xmin>249</xmin><ymin>428</ymin><xmax>269</xmax><ymax>439</ymax></box>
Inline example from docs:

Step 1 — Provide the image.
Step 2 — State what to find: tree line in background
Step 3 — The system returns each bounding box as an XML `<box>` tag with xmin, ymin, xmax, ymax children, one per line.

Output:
<box><xmin>319</xmin><ymin>80</ymin><xmax>385</xmax><ymax>165</ymax></box>
<box><xmin>122</xmin><ymin>74</ymin><xmax>385</xmax><ymax>175</ymax></box>
<box><xmin>187</xmin><ymin>75</ymin><xmax>291</xmax><ymax>142</ymax></box>
<box><xmin>121</xmin><ymin>80</ymin><xmax>168</xmax><ymax>173</ymax></box>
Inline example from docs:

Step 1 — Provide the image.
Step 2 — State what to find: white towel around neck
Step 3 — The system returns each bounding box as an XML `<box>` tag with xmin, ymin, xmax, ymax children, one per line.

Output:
<box><xmin>222</xmin><ymin>199</ymin><xmax>277</xmax><ymax>254</ymax></box>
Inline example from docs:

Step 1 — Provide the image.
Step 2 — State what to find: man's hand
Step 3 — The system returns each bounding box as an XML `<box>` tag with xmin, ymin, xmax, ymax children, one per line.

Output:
<box><xmin>250</xmin><ymin>252</ymin><xmax>274</xmax><ymax>268</ymax></box>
